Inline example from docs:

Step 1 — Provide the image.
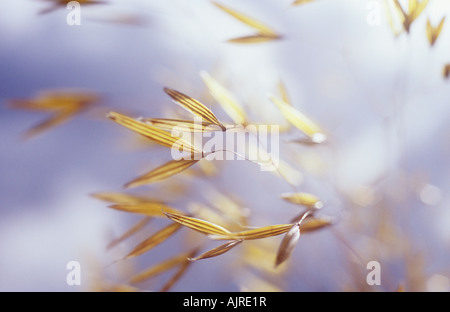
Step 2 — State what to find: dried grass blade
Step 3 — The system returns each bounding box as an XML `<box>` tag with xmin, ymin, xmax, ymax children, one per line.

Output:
<box><xmin>227</xmin><ymin>34</ymin><xmax>281</xmax><ymax>44</ymax></box>
<box><xmin>129</xmin><ymin>251</ymin><xmax>190</xmax><ymax>284</ymax></box>
<box><xmin>213</xmin><ymin>2</ymin><xmax>277</xmax><ymax>36</ymax></box>
<box><xmin>126</xmin><ymin>223</ymin><xmax>182</xmax><ymax>259</ymax></box>
<box><xmin>269</xmin><ymin>94</ymin><xmax>326</xmax><ymax>143</ymax></box>
<box><xmin>189</xmin><ymin>240</ymin><xmax>243</xmax><ymax>261</ymax></box>
<box><xmin>210</xmin><ymin>224</ymin><xmax>292</xmax><ymax>240</ymax></box>
<box><xmin>163</xmin><ymin>88</ymin><xmax>225</xmax><ymax>130</ymax></box>
<box><xmin>200</xmin><ymin>71</ymin><xmax>247</xmax><ymax>125</ymax></box>
<box><xmin>281</xmin><ymin>192</ymin><xmax>323</xmax><ymax>209</ymax></box>
<box><xmin>109</xmin><ymin>202</ymin><xmax>182</xmax><ymax>217</ymax></box>
<box><xmin>107</xmin><ymin>216</ymin><xmax>152</xmax><ymax>250</ymax></box>
<box><xmin>108</xmin><ymin>111</ymin><xmax>201</xmax><ymax>155</ymax></box>
<box><xmin>124</xmin><ymin>159</ymin><xmax>200</xmax><ymax>189</ymax></box>
<box><xmin>275</xmin><ymin>224</ymin><xmax>300</xmax><ymax>267</ymax></box>
<box><xmin>160</xmin><ymin>248</ymin><xmax>198</xmax><ymax>292</ymax></box>
<box><xmin>164</xmin><ymin>212</ymin><xmax>232</xmax><ymax>235</ymax></box>
<box><xmin>142</xmin><ymin>118</ymin><xmax>221</xmax><ymax>132</ymax></box>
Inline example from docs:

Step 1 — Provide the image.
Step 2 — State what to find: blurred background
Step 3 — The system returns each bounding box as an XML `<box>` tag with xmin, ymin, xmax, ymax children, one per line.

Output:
<box><xmin>0</xmin><ymin>0</ymin><xmax>449</xmax><ymax>291</ymax></box>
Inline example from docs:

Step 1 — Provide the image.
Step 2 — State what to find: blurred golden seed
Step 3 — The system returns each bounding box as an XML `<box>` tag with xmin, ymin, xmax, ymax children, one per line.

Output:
<box><xmin>268</xmin><ymin>94</ymin><xmax>326</xmax><ymax>144</ymax></box>
<box><xmin>443</xmin><ymin>64</ymin><xmax>450</xmax><ymax>79</ymax></box>
<box><xmin>188</xmin><ymin>240</ymin><xmax>243</xmax><ymax>261</ymax></box>
<box><xmin>281</xmin><ymin>192</ymin><xmax>323</xmax><ymax>209</ymax></box>
<box><xmin>124</xmin><ymin>159</ymin><xmax>200</xmax><ymax>189</ymax></box>
<box><xmin>92</xmin><ymin>191</ymin><xmax>158</xmax><ymax>205</ymax></box>
<box><xmin>213</xmin><ymin>1</ymin><xmax>278</xmax><ymax>36</ymax></box>
<box><xmin>107</xmin><ymin>216</ymin><xmax>152</xmax><ymax>250</ymax></box>
<box><xmin>126</xmin><ymin>223</ymin><xmax>182</xmax><ymax>259</ymax></box>
<box><xmin>227</xmin><ymin>34</ymin><xmax>281</xmax><ymax>44</ymax></box>
<box><xmin>160</xmin><ymin>248</ymin><xmax>199</xmax><ymax>292</ymax></box>
<box><xmin>426</xmin><ymin>17</ymin><xmax>445</xmax><ymax>47</ymax></box>
<box><xmin>108</xmin><ymin>202</ymin><xmax>181</xmax><ymax>217</ymax></box>
<box><xmin>129</xmin><ymin>251</ymin><xmax>191</xmax><ymax>284</ymax></box>
<box><xmin>200</xmin><ymin>71</ymin><xmax>247</xmax><ymax>125</ymax></box>
<box><xmin>299</xmin><ymin>216</ymin><xmax>333</xmax><ymax>233</ymax></box>
<box><xmin>9</xmin><ymin>90</ymin><xmax>99</xmax><ymax>139</ymax></box>
<box><xmin>292</xmin><ymin>0</ymin><xmax>317</xmax><ymax>6</ymax></box>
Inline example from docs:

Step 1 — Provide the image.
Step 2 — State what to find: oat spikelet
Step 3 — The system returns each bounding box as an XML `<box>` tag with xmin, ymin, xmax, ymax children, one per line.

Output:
<box><xmin>384</xmin><ymin>0</ymin><xmax>403</xmax><ymax>37</ymax></box>
<box><xmin>299</xmin><ymin>217</ymin><xmax>333</xmax><ymax>233</ymax></box>
<box><xmin>275</xmin><ymin>211</ymin><xmax>312</xmax><ymax>267</ymax></box>
<box><xmin>163</xmin><ymin>88</ymin><xmax>225</xmax><ymax>130</ymax></box>
<box><xmin>393</xmin><ymin>0</ymin><xmax>407</xmax><ymax>23</ymax></box>
<box><xmin>9</xmin><ymin>90</ymin><xmax>99</xmax><ymax>139</ymax></box>
<box><xmin>107</xmin><ymin>216</ymin><xmax>152</xmax><ymax>250</ymax></box>
<box><xmin>126</xmin><ymin>223</ymin><xmax>182</xmax><ymax>259</ymax></box>
<box><xmin>269</xmin><ymin>94</ymin><xmax>326</xmax><ymax>144</ymax></box>
<box><xmin>275</xmin><ymin>224</ymin><xmax>300</xmax><ymax>267</ymax></box>
<box><xmin>213</xmin><ymin>2</ymin><xmax>277</xmax><ymax>36</ymax></box>
<box><xmin>278</xmin><ymin>79</ymin><xmax>291</xmax><ymax>106</ymax></box>
<box><xmin>129</xmin><ymin>251</ymin><xmax>191</xmax><ymax>284</ymax></box>
<box><xmin>188</xmin><ymin>240</ymin><xmax>243</xmax><ymax>261</ymax></box>
<box><xmin>209</xmin><ymin>224</ymin><xmax>293</xmax><ymax>240</ymax></box>
<box><xmin>108</xmin><ymin>111</ymin><xmax>202</xmax><ymax>155</ymax></box>
<box><xmin>160</xmin><ymin>248</ymin><xmax>198</xmax><ymax>292</ymax></box>
<box><xmin>124</xmin><ymin>159</ymin><xmax>200</xmax><ymax>189</ymax></box>
<box><xmin>164</xmin><ymin>212</ymin><xmax>232</xmax><ymax>235</ymax></box>
<box><xmin>443</xmin><ymin>64</ymin><xmax>450</xmax><ymax>79</ymax></box>
<box><xmin>213</xmin><ymin>2</ymin><xmax>281</xmax><ymax>43</ymax></box>
<box><xmin>426</xmin><ymin>17</ymin><xmax>445</xmax><ymax>47</ymax></box>
<box><xmin>108</xmin><ymin>202</ymin><xmax>180</xmax><ymax>217</ymax></box>
<box><xmin>92</xmin><ymin>191</ymin><xmax>158</xmax><ymax>205</ymax></box>
<box><xmin>142</xmin><ymin>118</ymin><xmax>223</xmax><ymax>132</ymax></box>
<box><xmin>227</xmin><ymin>34</ymin><xmax>280</xmax><ymax>44</ymax></box>
<box><xmin>92</xmin><ymin>192</ymin><xmax>183</xmax><ymax>216</ymax></box>
<box><xmin>200</xmin><ymin>71</ymin><xmax>247</xmax><ymax>125</ymax></box>
<box><xmin>281</xmin><ymin>192</ymin><xmax>324</xmax><ymax>209</ymax></box>
<box><xmin>409</xmin><ymin>0</ymin><xmax>428</xmax><ymax>21</ymax></box>
<box><xmin>393</xmin><ymin>0</ymin><xmax>429</xmax><ymax>33</ymax></box>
